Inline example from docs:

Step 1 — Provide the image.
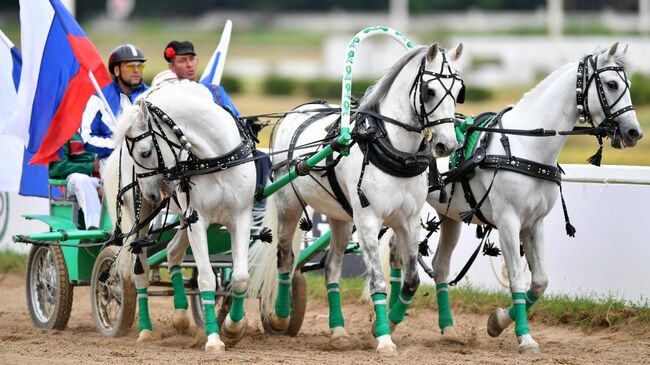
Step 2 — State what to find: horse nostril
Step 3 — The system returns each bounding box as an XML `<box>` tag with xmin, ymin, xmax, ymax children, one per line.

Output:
<box><xmin>435</xmin><ymin>143</ymin><xmax>447</xmax><ymax>156</ymax></box>
<box><xmin>148</xmin><ymin>194</ymin><xmax>157</xmax><ymax>202</ymax></box>
<box><xmin>627</xmin><ymin>128</ymin><xmax>640</xmax><ymax>140</ymax></box>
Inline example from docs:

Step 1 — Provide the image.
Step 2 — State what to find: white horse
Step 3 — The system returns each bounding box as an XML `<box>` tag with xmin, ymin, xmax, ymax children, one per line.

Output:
<box><xmin>248</xmin><ymin>43</ymin><xmax>464</xmax><ymax>353</ymax></box>
<box><xmin>104</xmin><ymin>129</ymin><xmax>193</xmax><ymax>342</ymax></box>
<box><xmin>424</xmin><ymin>43</ymin><xmax>643</xmax><ymax>353</ymax></box>
<box><xmin>108</xmin><ymin>81</ymin><xmax>256</xmax><ymax>352</ymax></box>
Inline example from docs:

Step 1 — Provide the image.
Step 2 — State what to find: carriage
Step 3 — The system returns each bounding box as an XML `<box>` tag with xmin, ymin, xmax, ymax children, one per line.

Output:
<box><xmin>12</xmin><ymin>25</ymin><xmax>642</xmax><ymax>355</ymax></box>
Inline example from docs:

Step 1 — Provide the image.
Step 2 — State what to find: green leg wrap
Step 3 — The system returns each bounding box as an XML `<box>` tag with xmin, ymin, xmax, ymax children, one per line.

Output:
<box><xmin>388</xmin><ymin>268</ymin><xmax>402</xmax><ymax>309</ymax></box>
<box><xmin>372</xmin><ymin>293</ymin><xmax>390</xmax><ymax>337</ymax></box>
<box><xmin>202</xmin><ymin>291</ymin><xmax>219</xmax><ymax>335</ymax></box>
<box><xmin>170</xmin><ymin>266</ymin><xmax>188</xmax><ymax>310</ymax></box>
<box><xmin>275</xmin><ymin>272</ymin><xmax>291</xmax><ymax>318</ymax></box>
<box><xmin>229</xmin><ymin>290</ymin><xmax>246</xmax><ymax>323</ymax></box>
<box><xmin>388</xmin><ymin>292</ymin><xmax>413</xmax><ymax>326</ymax></box>
<box><xmin>508</xmin><ymin>290</ymin><xmax>539</xmax><ymax>319</ymax></box>
<box><xmin>137</xmin><ymin>288</ymin><xmax>152</xmax><ymax>332</ymax></box>
<box><xmin>327</xmin><ymin>283</ymin><xmax>345</xmax><ymax>329</ymax></box>
<box><xmin>511</xmin><ymin>292</ymin><xmax>530</xmax><ymax>336</ymax></box>
<box><xmin>436</xmin><ymin>283</ymin><xmax>454</xmax><ymax>329</ymax></box>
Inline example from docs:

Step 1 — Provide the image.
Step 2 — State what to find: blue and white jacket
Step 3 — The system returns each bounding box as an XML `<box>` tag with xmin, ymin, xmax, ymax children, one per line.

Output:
<box><xmin>80</xmin><ymin>81</ymin><xmax>149</xmax><ymax>160</ymax></box>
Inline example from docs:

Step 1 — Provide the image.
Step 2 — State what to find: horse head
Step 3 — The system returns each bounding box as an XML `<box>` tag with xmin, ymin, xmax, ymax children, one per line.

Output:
<box><xmin>581</xmin><ymin>42</ymin><xmax>643</xmax><ymax>148</ymax></box>
<box><xmin>120</xmin><ymin>95</ymin><xmax>176</xmax><ymax>205</ymax></box>
<box><xmin>417</xmin><ymin>42</ymin><xmax>464</xmax><ymax>157</ymax></box>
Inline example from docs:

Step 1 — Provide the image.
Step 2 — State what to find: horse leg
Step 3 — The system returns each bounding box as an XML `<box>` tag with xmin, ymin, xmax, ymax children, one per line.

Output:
<box><xmin>134</xmin><ymin>249</ymin><xmax>154</xmax><ymax>342</ymax></box>
<box><xmin>387</xmin><ymin>218</ymin><xmax>420</xmax><ymax>330</ymax></box>
<box><xmin>488</xmin><ymin>220</ymin><xmax>546</xmax><ymax>343</ymax></box>
<box><xmin>431</xmin><ymin>216</ymin><xmax>462</xmax><ymax>339</ymax></box>
<box><xmin>187</xmin><ymin>216</ymin><xmax>225</xmax><ymax>353</ymax></box>
<box><xmin>355</xmin><ymin>214</ymin><xmax>396</xmax><ymax>354</ymax></box>
<box><xmin>269</xmin><ymin>190</ymin><xmax>302</xmax><ymax>331</ymax></box>
<box><xmin>388</xmin><ymin>235</ymin><xmax>402</xmax><ymax>310</ymax></box>
<box><xmin>492</xmin><ymin>214</ymin><xmax>539</xmax><ymax>354</ymax></box>
<box><xmin>324</xmin><ymin>218</ymin><xmax>353</xmax><ymax>341</ymax></box>
<box><xmin>167</xmin><ymin>229</ymin><xmax>191</xmax><ymax>333</ymax></box>
<box><xmin>221</xmin><ymin>210</ymin><xmax>253</xmax><ymax>343</ymax></box>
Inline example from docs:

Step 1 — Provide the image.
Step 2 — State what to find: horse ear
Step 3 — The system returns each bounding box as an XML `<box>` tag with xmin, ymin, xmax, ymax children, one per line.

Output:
<box><xmin>623</xmin><ymin>44</ymin><xmax>629</xmax><ymax>54</ymax></box>
<box><xmin>119</xmin><ymin>94</ymin><xmax>132</xmax><ymax>113</ymax></box>
<box><xmin>607</xmin><ymin>41</ymin><xmax>619</xmax><ymax>59</ymax></box>
<box><xmin>449</xmin><ymin>42</ymin><xmax>463</xmax><ymax>61</ymax></box>
<box><xmin>426</xmin><ymin>43</ymin><xmax>439</xmax><ymax>62</ymax></box>
<box><xmin>136</xmin><ymin>100</ymin><xmax>149</xmax><ymax>127</ymax></box>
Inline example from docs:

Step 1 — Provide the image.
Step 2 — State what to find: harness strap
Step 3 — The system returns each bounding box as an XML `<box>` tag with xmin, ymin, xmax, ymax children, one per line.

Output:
<box><xmin>325</xmin><ymin>154</ymin><xmax>354</xmax><ymax>217</ymax></box>
<box><xmin>480</xmin><ymin>155</ymin><xmax>562</xmax><ymax>184</ymax></box>
<box><xmin>459</xmin><ymin>177</ymin><xmax>495</xmax><ymax>227</ymax></box>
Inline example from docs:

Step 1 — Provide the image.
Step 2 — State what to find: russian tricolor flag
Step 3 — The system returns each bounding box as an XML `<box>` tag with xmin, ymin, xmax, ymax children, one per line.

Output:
<box><xmin>7</xmin><ymin>0</ymin><xmax>112</xmax><ymax>197</ymax></box>
<box><xmin>12</xmin><ymin>0</ymin><xmax>112</xmax><ymax>166</ymax></box>
<box><xmin>0</xmin><ymin>30</ymin><xmax>24</xmax><ymax>193</ymax></box>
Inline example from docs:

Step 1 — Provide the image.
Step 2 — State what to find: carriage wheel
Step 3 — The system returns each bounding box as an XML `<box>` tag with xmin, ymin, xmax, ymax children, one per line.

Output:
<box><xmin>189</xmin><ymin>267</ymin><xmax>230</xmax><ymax>329</ymax></box>
<box><xmin>90</xmin><ymin>245</ymin><xmax>137</xmax><ymax>337</ymax></box>
<box><xmin>261</xmin><ymin>270</ymin><xmax>307</xmax><ymax>337</ymax></box>
<box><xmin>25</xmin><ymin>245</ymin><xmax>73</xmax><ymax>330</ymax></box>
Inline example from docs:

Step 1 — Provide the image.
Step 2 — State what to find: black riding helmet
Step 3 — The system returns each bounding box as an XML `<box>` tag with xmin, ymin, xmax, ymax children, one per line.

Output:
<box><xmin>108</xmin><ymin>44</ymin><xmax>146</xmax><ymax>75</ymax></box>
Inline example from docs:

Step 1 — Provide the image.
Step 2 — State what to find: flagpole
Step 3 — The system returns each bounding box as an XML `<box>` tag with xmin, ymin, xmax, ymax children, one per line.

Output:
<box><xmin>88</xmin><ymin>70</ymin><xmax>118</xmax><ymax>125</ymax></box>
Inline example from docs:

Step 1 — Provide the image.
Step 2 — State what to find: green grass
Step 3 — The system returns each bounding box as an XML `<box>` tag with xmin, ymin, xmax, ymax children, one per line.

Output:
<box><xmin>305</xmin><ymin>274</ymin><xmax>650</xmax><ymax>331</ymax></box>
<box><xmin>0</xmin><ymin>249</ymin><xmax>28</xmax><ymax>274</ymax></box>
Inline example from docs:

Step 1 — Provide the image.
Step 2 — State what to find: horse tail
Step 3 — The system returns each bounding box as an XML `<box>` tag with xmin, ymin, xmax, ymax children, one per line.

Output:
<box><xmin>102</xmin><ymin>147</ymin><xmax>136</xmax><ymax>282</ymax></box>
<box><xmin>248</xmin><ymin>194</ymin><xmax>303</xmax><ymax>317</ymax></box>
<box><xmin>361</xmin><ymin>228</ymin><xmax>394</xmax><ymax>304</ymax></box>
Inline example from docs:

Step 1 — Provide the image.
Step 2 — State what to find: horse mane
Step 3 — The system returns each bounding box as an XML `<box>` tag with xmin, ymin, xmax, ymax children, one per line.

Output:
<box><xmin>519</xmin><ymin>47</ymin><xmax>632</xmax><ymax>105</ymax></box>
<box><xmin>592</xmin><ymin>46</ymin><xmax>631</xmax><ymax>73</ymax></box>
<box><xmin>358</xmin><ymin>46</ymin><xmax>427</xmax><ymax>111</ymax></box>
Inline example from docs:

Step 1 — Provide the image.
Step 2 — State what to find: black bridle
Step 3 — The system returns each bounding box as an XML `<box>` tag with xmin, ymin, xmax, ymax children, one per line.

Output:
<box><xmin>124</xmin><ymin>101</ymin><xmax>192</xmax><ymax>179</ymax></box>
<box><xmin>576</xmin><ymin>53</ymin><xmax>634</xmax><ymax>142</ymax></box>
<box><xmin>409</xmin><ymin>50</ymin><xmax>465</xmax><ymax>131</ymax></box>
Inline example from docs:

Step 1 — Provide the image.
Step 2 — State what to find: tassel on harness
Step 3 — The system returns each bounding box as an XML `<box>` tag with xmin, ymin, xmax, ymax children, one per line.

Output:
<box><xmin>587</xmin><ymin>143</ymin><xmax>603</xmax><ymax>167</ymax></box>
<box><xmin>251</xmin><ymin>226</ymin><xmax>273</xmax><ymax>243</ymax></box>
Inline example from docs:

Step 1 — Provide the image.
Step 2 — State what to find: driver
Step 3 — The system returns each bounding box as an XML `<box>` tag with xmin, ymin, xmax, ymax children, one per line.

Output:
<box><xmin>80</xmin><ymin>44</ymin><xmax>149</xmax><ymax>175</ymax></box>
<box><xmin>163</xmin><ymin>40</ymin><xmax>239</xmax><ymax>116</ymax></box>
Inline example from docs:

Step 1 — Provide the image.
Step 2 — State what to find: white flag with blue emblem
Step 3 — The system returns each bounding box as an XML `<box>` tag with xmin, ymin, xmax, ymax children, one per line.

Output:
<box><xmin>200</xmin><ymin>19</ymin><xmax>232</xmax><ymax>86</ymax></box>
<box><xmin>0</xmin><ymin>30</ymin><xmax>24</xmax><ymax>192</ymax></box>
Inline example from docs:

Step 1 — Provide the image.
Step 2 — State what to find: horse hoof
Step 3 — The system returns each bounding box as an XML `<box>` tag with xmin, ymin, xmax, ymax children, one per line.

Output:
<box><xmin>440</xmin><ymin>325</ymin><xmax>461</xmax><ymax>342</ymax></box>
<box><xmin>518</xmin><ymin>334</ymin><xmax>540</xmax><ymax>354</ymax></box>
<box><xmin>268</xmin><ymin>313</ymin><xmax>290</xmax><ymax>332</ymax></box>
<box><xmin>137</xmin><ymin>329</ymin><xmax>154</xmax><ymax>343</ymax></box>
<box><xmin>205</xmin><ymin>333</ymin><xmax>226</xmax><ymax>353</ymax></box>
<box><xmin>221</xmin><ymin>315</ymin><xmax>247</xmax><ymax>344</ymax></box>
<box><xmin>172</xmin><ymin>309</ymin><xmax>190</xmax><ymax>332</ymax></box>
<box><xmin>330</xmin><ymin>326</ymin><xmax>349</xmax><ymax>340</ymax></box>
<box><xmin>375</xmin><ymin>334</ymin><xmax>397</xmax><ymax>355</ymax></box>
<box><xmin>487</xmin><ymin>307</ymin><xmax>512</xmax><ymax>338</ymax></box>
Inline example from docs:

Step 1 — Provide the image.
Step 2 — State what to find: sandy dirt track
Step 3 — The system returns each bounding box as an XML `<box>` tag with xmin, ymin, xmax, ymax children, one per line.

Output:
<box><xmin>0</xmin><ymin>273</ymin><xmax>648</xmax><ymax>365</ymax></box>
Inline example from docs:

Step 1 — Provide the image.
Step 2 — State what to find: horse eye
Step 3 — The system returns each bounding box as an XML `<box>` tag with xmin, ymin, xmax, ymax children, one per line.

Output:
<box><xmin>140</xmin><ymin>150</ymin><xmax>152</xmax><ymax>159</ymax></box>
<box><xmin>607</xmin><ymin>81</ymin><xmax>618</xmax><ymax>90</ymax></box>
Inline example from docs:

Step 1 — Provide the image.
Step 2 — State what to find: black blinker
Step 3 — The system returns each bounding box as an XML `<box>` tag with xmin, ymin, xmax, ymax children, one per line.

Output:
<box><xmin>457</xmin><ymin>84</ymin><xmax>466</xmax><ymax>104</ymax></box>
<box><xmin>420</xmin><ymin>81</ymin><xmax>432</xmax><ymax>103</ymax></box>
